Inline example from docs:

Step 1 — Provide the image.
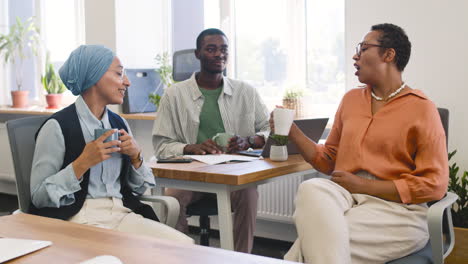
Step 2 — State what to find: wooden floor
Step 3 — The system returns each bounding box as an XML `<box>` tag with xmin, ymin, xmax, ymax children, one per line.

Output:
<box><xmin>446</xmin><ymin>227</ymin><xmax>468</xmax><ymax>264</ymax></box>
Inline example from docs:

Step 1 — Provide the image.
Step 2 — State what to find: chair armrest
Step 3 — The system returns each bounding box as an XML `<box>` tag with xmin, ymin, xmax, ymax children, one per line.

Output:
<box><xmin>139</xmin><ymin>195</ymin><xmax>180</xmax><ymax>228</ymax></box>
<box><xmin>427</xmin><ymin>192</ymin><xmax>458</xmax><ymax>264</ymax></box>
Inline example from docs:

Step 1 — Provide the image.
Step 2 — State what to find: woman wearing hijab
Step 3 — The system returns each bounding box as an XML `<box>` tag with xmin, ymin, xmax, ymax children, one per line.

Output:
<box><xmin>274</xmin><ymin>24</ymin><xmax>448</xmax><ymax>263</ymax></box>
<box><xmin>30</xmin><ymin>45</ymin><xmax>193</xmax><ymax>244</ymax></box>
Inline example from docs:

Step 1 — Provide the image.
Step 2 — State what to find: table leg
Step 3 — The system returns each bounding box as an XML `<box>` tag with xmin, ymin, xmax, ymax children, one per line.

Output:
<box><xmin>216</xmin><ymin>186</ymin><xmax>234</xmax><ymax>250</ymax></box>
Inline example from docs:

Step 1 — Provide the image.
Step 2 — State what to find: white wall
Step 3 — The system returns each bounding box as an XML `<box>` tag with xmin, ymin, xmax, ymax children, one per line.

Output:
<box><xmin>171</xmin><ymin>0</ymin><xmax>204</xmax><ymax>52</ymax></box>
<box><xmin>115</xmin><ymin>0</ymin><xmax>172</xmax><ymax>68</ymax></box>
<box><xmin>346</xmin><ymin>0</ymin><xmax>468</xmax><ymax>172</ymax></box>
<box><xmin>84</xmin><ymin>0</ymin><xmax>116</xmax><ymax>51</ymax></box>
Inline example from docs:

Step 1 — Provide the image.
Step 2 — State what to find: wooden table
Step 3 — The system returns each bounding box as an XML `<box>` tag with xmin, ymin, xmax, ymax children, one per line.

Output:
<box><xmin>0</xmin><ymin>213</ymin><xmax>297</xmax><ymax>264</ymax></box>
<box><xmin>150</xmin><ymin>154</ymin><xmax>313</xmax><ymax>250</ymax></box>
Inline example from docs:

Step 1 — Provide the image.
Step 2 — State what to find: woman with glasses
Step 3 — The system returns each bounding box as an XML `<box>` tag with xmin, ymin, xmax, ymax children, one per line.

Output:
<box><xmin>272</xmin><ymin>24</ymin><xmax>448</xmax><ymax>263</ymax></box>
<box><xmin>30</xmin><ymin>45</ymin><xmax>193</xmax><ymax>244</ymax></box>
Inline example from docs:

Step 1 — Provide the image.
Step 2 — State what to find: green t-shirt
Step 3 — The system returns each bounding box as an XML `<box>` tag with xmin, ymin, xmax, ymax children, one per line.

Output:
<box><xmin>196</xmin><ymin>86</ymin><xmax>225</xmax><ymax>144</ymax></box>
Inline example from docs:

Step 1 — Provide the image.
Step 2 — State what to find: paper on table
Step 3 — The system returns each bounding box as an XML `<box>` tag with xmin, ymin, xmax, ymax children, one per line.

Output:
<box><xmin>186</xmin><ymin>154</ymin><xmax>261</xmax><ymax>165</ymax></box>
<box><xmin>0</xmin><ymin>238</ymin><xmax>52</xmax><ymax>262</ymax></box>
<box><xmin>79</xmin><ymin>255</ymin><xmax>123</xmax><ymax>264</ymax></box>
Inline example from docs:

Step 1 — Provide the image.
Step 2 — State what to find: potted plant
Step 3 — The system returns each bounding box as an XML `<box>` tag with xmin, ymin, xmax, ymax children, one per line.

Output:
<box><xmin>0</xmin><ymin>17</ymin><xmax>40</xmax><ymax>108</ymax></box>
<box><xmin>269</xmin><ymin>134</ymin><xmax>289</xmax><ymax>161</ymax></box>
<box><xmin>41</xmin><ymin>52</ymin><xmax>66</xmax><ymax>109</ymax></box>
<box><xmin>446</xmin><ymin>150</ymin><xmax>468</xmax><ymax>263</ymax></box>
<box><xmin>283</xmin><ymin>86</ymin><xmax>304</xmax><ymax>119</ymax></box>
<box><xmin>149</xmin><ymin>52</ymin><xmax>174</xmax><ymax>107</ymax></box>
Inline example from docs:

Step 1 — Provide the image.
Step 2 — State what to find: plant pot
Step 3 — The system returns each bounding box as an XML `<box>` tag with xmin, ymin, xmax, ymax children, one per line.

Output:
<box><xmin>270</xmin><ymin>145</ymin><xmax>288</xmax><ymax>161</ymax></box>
<box><xmin>11</xmin><ymin>90</ymin><xmax>29</xmax><ymax>108</ymax></box>
<box><xmin>446</xmin><ymin>227</ymin><xmax>468</xmax><ymax>264</ymax></box>
<box><xmin>45</xmin><ymin>94</ymin><xmax>63</xmax><ymax>109</ymax></box>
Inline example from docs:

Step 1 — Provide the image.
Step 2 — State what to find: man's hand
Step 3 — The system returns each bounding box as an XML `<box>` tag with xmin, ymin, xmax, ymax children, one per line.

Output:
<box><xmin>183</xmin><ymin>139</ymin><xmax>223</xmax><ymax>155</ymax></box>
<box><xmin>73</xmin><ymin>129</ymin><xmax>121</xmax><ymax>179</ymax></box>
<box><xmin>331</xmin><ymin>170</ymin><xmax>368</xmax><ymax>194</ymax></box>
<box><xmin>227</xmin><ymin>136</ymin><xmax>249</xmax><ymax>153</ymax></box>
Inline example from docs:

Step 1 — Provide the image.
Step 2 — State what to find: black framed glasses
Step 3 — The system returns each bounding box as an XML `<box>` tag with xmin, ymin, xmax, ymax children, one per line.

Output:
<box><xmin>355</xmin><ymin>42</ymin><xmax>384</xmax><ymax>57</ymax></box>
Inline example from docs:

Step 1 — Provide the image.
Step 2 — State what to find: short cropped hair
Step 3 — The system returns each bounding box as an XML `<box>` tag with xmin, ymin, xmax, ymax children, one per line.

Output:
<box><xmin>371</xmin><ymin>23</ymin><xmax>411</xmax><ymax>71</ymax></box>
<box><xmin>196</xmin><ymin>28</ymin><xmax>227</xmax><ymax>50</ymax></box>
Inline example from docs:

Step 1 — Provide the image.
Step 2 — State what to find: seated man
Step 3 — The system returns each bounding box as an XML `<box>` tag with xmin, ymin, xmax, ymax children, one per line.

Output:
<box><xmin>152</xmin><ymin>28</ymin><xmax>270</xmax><ymax>252</ymax></box>
<box><xmin>30</xmin><ymin>45</ymin><xmax>192</xmax><ymax>244</ymax></box>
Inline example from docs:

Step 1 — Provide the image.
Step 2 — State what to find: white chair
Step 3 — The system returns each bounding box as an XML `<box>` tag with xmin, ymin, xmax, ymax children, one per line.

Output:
<box><xmin>6</xmin><ymin>115</ymin><xmax>179</xmax><ymax>227</ymax></box>
<box><xmin>387</xmin><ymin>108</ymin><xmax>457</xmax><ymax>264</ymax></box>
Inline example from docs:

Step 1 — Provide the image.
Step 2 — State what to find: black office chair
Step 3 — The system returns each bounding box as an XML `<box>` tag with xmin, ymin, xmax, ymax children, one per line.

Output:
<box><xmin>6</xmin><ymin>116</ymin><xmax>181</xmax><ymax>228</ymax></box>
<box><xmin>172</xmin><ymin>49</ymin><xmax>199</xmax><ymax>82</ymax></box>
<box><xmin>172</xmin><ymin>48</ymin><xmax>226</xmax><ymax>82</ymax></box>
<box><xmin>387</xmin><ymin>108</ymin><xmax>457</xmax><ymax>264</ymax></box>
<box><xmin>186</xmin><ymin>195</ymin><xmax>218</xmax><ymax>246</ymax></box>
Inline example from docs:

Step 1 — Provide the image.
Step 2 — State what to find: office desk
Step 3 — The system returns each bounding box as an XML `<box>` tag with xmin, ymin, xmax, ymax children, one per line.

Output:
<box><xmin>150</xmin><ymin>154</ymin><xmax>313</xmax><ymax>250</ymax></box>
<box><xmin>0</xmin><ymin>213</ymin><xmax>296</xmax><ymax>264</ymax></box>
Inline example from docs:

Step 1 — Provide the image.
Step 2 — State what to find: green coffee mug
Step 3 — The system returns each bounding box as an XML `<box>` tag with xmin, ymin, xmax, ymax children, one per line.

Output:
<box><xmin>212</xmin><ymin>132</ymin><xmax>234</xmax><ymax>151</ymax></box>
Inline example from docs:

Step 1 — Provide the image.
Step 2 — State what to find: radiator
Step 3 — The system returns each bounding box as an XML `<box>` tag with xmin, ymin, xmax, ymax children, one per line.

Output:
<box><xmin>256</xmin><ymin>172</ymin><xmax>306</xmax><ymax>223</ymax></box>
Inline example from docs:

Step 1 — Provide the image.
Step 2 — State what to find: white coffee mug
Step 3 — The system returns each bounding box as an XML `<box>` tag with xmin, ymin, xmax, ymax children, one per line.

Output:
<box><xmin>273</xmin><ymin>108</ymin><xmax>295</xmax><ymax>136</ymax></box>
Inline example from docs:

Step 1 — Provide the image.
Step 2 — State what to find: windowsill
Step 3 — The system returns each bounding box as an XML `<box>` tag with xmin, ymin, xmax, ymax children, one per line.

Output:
<box><xmin>0</xmin><ymin>105</ymin><xmax>157</xmax><ymax>120</ymax></box>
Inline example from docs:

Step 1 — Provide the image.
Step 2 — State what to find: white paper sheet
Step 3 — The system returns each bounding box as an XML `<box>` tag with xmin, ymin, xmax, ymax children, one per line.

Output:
<box><xmin>0</xmin><ymin>238</ymin><xmax>52</xmax><ymax>262</ymax></box>
<box><xmin>186</xmin><ymin>154</ymin><xmax>261</xmax><ymax>165</ymax></box>
<box><xmin>79</xmin><ymin>255</ymin><xmax>123</xmax><ymax>264</ymax></box>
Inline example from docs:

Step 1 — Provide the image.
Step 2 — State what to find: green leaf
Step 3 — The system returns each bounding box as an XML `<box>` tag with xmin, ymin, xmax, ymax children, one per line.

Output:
<box><xmin>148</xmin><ymin>94</ymin><xmax>161</xmax><ymax>107</ymax></box>
<box><xmin>0</xmin><ymin>16</ymin><xmax>40</xmax><ymax>91</ymax></box>
<box><xmin>269</xmin><ymin>134</ymin><xmax>289</xmax><ymax>146</ymax></box>
<box><xmin>448</xmin><ymin>150</ymin><xmax>468</xmax><ymax>228</ymax></box>
<box><xmin>42</xmin><ymin>51</ymin><xmax>66</xmax><ymax>94</ymax></box>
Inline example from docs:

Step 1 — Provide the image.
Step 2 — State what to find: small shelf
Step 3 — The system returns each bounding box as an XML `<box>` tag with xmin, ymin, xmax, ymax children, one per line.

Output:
<box><xmin>0</xmin><ymin>105</ymin><xmax>156</xmax><ymax>120</ymax></box>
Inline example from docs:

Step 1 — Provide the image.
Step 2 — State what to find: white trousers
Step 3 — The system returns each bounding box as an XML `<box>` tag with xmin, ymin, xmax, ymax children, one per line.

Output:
<box><xmin>285</xmin><ymin>176</ymin><xmax>428</xmax><ymax>264</ymax></box>
<box><xmin>69</xmin><ymin>197</ymin><xmax>194</xmax><ymax>244</ymax></box>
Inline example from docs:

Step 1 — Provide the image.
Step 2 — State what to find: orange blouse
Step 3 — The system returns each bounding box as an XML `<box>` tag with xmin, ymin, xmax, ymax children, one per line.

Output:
<box><xmin>313</xmin><ymin>86</ymin><xmax>448</xmax><ymax>204</ymax></box>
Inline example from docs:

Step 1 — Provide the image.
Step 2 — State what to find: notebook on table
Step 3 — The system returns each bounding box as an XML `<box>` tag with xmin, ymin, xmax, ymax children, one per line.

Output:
<box><xmin>0</xmin><ymin>238</ymin><xmax>52</xmax><ymax>262</ymax></box>
<box><xmin>238</xmin><ymin>118</ymin><xmax>329</xmax><ymax>158</ymax></box>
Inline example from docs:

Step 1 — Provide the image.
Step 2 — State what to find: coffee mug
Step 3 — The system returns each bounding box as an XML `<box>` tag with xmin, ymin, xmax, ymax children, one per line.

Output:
<box><xmin>212</xmin><ymin>132</ymin><xmax>234</xmax><ymax>151</ymax></box>
<box><xmin>94</xmin><ymin>128</ymin><xmax>120</xmax><ymax>143</ymax></box>
<box><xmin>273</xmin><ymin>108</ymin><xmax>295</xmax><ymax>136</ymax></box>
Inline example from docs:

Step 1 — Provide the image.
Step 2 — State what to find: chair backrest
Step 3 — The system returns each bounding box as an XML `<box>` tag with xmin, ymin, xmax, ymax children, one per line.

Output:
<box><xmin>172</xmin><ymin>48</ymin><xmax>227</xmax><ymax>82</ymax></box>
<box><xmin>436</xmin><ymin>107</ymin><xmax>454</xmax><ymax>262</ymax></box>
<box><xmin>437</xmin><ymin>107</ymin><xmax>449</xmax><ymax>148</ymax></box>
<box><xmin>172</xmin><ymin>49</ymin><xmax>199</xmax><ymax>82</ymax></box>
<box><xmin>6</xmin><ymin>116</ymin><xmax>49</xmax><ymax>213</ymax></box>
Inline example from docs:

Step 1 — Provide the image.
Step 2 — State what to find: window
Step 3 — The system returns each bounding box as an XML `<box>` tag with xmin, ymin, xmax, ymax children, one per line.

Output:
<box><xmin>0</xmin><ymin>0</ymin><xmax>9</xmax><ymax>105</ymax></box>
<box><xmin>39</xmin><ymin>0</ymin><xmax>85</xmax><ymax>104</ymax></box>
<box><xmin>115</xmin><ymin>0</ymin><xmax>172</xmax><ymax>68</ymax></box>
<box><xmin>204</xmin><ymin>0</ymin><xmax>345</xmax><ymax>119</ymax></box>
<box><xmin>40</xmin><ymin>0</ymin><xmax>84</xmax><ymax>66</ymax></box>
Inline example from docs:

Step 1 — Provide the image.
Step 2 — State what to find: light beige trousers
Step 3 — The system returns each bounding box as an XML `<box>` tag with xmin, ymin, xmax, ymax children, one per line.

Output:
<box><xmin>165</xmin><ymin>187</ymin><xmax>258</xmax><ymax>253</ymax></box>
<box><xmin>285</xmin><ymin>176</ymin><xmax>428</xmax><ymax>264</ymax></box>
<box><xmin>69</xmin><ymin>197</ymin><xmax>194</xmax><ymax>244</ymax></box>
